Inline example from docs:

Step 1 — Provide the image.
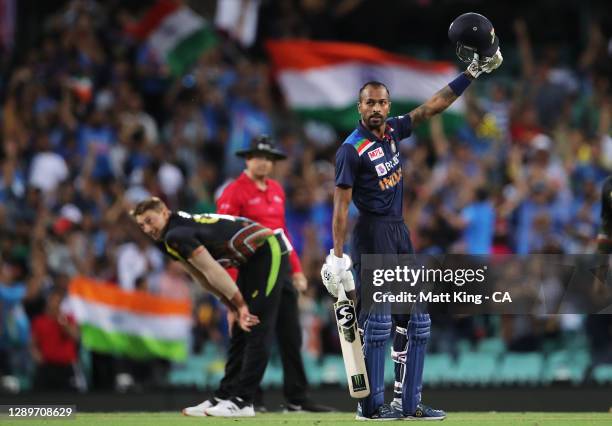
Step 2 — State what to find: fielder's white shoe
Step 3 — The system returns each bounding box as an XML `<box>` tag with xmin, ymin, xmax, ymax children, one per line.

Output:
<box><xmin>204</xmin><ymin>397</ymin><xmax>255</xmax><ymax>417</ymax></box>
<box><xmin>182</xmin><ymin>398</ymin><xmax>222</xmax><ymax>417</ymax></box>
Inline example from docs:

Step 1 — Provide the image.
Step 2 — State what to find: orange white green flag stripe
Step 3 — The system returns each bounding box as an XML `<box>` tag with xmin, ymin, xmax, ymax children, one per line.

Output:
<box><xmin>66</xmin><ymin>276</ymin><xmax>192</xmax><ymax>361</ymax></box>
<box><xmin>355</xmin><ymin>138</ymin><xmax>375</xmax><ymax>156</ymax></box>
<box><xmin>125</xmin><ymin>0</ymin><xmax>217</xmax><ymax>76</ymax></box>
<box><xmin>266</xmin><ymin>39</ymin><xmax>464</xmax><ymax>131</ymax></box>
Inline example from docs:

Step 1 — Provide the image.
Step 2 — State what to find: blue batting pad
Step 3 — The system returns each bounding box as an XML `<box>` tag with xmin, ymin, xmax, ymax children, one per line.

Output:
<box><xmin>402</xmin><ymin>313</ymin><xmax>430</xmax><ymax>416</ymax></box>
<box><xmin>359</xmin><ymin>312</ymin><xmax>392</xmax><ymax>418</ymax></box>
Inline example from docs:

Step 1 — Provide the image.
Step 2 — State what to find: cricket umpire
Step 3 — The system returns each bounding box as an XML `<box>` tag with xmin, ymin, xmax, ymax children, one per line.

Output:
<box><xmin>321</xmin><ymin>13</ymin><xmax>503</xmax><ymax>420</ymax></box>
<box><xmin>216</xmin><ymin>135</ymin><xmax>331</xmax><ymax>412</ymax></box>
<box><xmin>131</xmin><ymin>197</ymin><xmax>290</xmax><ymax>417</ymax></box>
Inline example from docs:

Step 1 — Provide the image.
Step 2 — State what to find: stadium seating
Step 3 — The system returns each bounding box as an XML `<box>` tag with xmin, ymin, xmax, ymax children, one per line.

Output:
<box><xmin>302</xmin><ymin>352</ymin><xmax>323</xmax><ymax>386</ymax></box>
<box><xmin>476</xmin><ymin>337</ymin><xmax>506</xmax><ymax>356</ymax></box>
<box><xmin>422</xmin><ymin>353</ymin><xmax>454</xmax><ymax>386</ymax></box>
<box><xmin>321</xmin><ymin>355</ymin><xmax>347</xmax><ymax>384</ymax></box>
<box><xmin>493</xmin><ymin>352</ymin><xmax>545</xmax><ymax>385</ymax></box>
<box><xmin>167</xmin><ymin>340</ymin><xmax>604</xmax><ymax>389</ymax></box>
<box><xmin>449</xmin><ymin>352</ymin><xmax>498</xmax><ymax>386</ymax></box>
<box><xmin>592</xmin><ymin>364</ymin><xmax>612</xmax><ymax>385</ymax></box>
<box><xmin>542</xmin><ymin>349</ymin><xmax>590</xmax><ymax>384</ymax></box>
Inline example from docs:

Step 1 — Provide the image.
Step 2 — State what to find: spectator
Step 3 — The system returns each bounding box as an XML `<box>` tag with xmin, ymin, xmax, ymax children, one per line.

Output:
<box><xmin>115</xmin><ymin>228</ymin><xmax>164</xmax><ymax>292</ymax></box>
<box><xmin>31</xmin><ymin>289</ymin><xmax>80</xmax><ymax>391</ymax></box>
<box><xmin>0</xmin><ymin>256</ymin><xmax>30</xmax><ymax>392</ymax></box>
<box><xmin>442</xmin><ymin>187</ymin><xmax>495</xmax><ymax>254</ymax></box>
<box><xmin>28</xmin><ymin>133</ymin><xmax>69</xmax><ymax>196</ymax></box>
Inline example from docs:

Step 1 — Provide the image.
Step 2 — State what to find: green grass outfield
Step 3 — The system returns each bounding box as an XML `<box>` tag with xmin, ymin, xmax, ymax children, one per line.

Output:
<box><xmin>2</xmin><ymin>412</ymin><xmax>612</xmax><ymax>426</ymax></box>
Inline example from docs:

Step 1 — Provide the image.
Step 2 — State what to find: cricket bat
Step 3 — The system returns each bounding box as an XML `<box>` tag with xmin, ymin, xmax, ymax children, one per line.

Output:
<box><xmin>334</xmin><ymin>284</ymin><xmax>370</xmax><ymax>398</ymax></box>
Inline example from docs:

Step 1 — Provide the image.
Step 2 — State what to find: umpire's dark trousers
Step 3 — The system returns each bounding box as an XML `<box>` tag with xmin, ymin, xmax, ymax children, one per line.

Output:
<box><xmin>273</xmin><ymin>276</ymin><xmax>308</xmax><ymax>404</ymax></box>
<box><xmin>215</xmin><ymin>235</ymin><xmax>289</xmax><ymax>404</ymax></box>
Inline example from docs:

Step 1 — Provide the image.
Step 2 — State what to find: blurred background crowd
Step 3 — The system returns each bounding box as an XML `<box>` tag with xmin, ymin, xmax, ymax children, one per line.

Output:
<box><xmin>1</xmin><ymin>0</ymin><xmax>611</xmax><ymax>393</ymax></box>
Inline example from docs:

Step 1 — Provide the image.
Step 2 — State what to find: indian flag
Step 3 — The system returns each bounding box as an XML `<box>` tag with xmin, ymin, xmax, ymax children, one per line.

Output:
<box><xmin>266</xmin><ymin>40</ymin><xmax>465</xmax><ymax>132</ymax></box>
<box><xmin>126</xmin><ymin>0</ymin><xmax>217</xmax><ymax>76</ymax></box>
<box><xmin>66</xmin><ymin>277</ymin><xmax>192</xmax><ymax>362</ymax></box>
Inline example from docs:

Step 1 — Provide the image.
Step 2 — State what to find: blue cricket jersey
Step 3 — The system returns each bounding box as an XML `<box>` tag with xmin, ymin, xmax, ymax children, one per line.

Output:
<box><xmin>335</xmin><ymin>116</ymin><xmax>412</xmax><ymax>218</ymax></box>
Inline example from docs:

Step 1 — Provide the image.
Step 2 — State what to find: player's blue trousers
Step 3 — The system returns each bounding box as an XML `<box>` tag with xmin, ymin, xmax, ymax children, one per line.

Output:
<box><xmin>351</xmin><ymin>214</ymin><xmax>430</xmax><ymax>417</ymax></box>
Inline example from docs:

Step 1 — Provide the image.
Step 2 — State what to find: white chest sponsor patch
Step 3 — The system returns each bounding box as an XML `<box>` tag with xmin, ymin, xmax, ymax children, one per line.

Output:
<box><xmin>375</xmin><ymin>163</ymin><xmax>387</xmax><ymax>177</ymax></box>
<box><xmin>368</xmin><ymin>147</ymin><xmax>384</xmax><ymax>161</ymax></box>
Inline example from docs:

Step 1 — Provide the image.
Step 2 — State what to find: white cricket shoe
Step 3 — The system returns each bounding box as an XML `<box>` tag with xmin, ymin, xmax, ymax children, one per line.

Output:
<box><xmin>182</xmin><ymin>398</ymin><xmax>222</xmax><ymax>417</ymax></box>
<box><xmin>204</xmin><ymin>397</ymin><xmax>255</xmax><ymax>417</ymax></box>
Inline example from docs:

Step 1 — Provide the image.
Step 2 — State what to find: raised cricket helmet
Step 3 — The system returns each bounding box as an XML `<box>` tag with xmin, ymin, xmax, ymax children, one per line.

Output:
<box><xmin>448</xmin><ymin>12</ymin><xmax>499</xmax><ymax>64</ymax></box>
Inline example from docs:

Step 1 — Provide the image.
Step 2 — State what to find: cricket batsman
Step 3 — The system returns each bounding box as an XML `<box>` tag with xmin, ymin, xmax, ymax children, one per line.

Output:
<box><xmin>321</xmin><ymin>12</ymin><xmax>503</xmax><ymax>420</ymax></box>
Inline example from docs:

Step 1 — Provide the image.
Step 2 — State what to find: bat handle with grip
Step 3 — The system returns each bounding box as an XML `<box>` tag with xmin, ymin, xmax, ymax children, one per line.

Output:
<box><xmin>337</xmin><ymin>282</ymin><xmax>348</xmax><ymax>302</ymax></box>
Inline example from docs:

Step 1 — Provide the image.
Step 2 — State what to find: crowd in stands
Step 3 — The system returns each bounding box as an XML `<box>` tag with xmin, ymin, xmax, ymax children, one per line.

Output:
<box><xmin>1</xmin><ymin>0</ymin><xmax>611</xmax><ymax>392</ymax></box>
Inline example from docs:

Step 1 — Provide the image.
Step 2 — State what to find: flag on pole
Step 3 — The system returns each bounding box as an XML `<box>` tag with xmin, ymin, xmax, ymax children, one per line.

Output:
<box><xmin>126</xmin><ymin>0</ymin><xmax>217</xmax><ymax>76</ymax></box>
<box><xmin>67</xmin><ymin>276</ymin><xmax>192</xmax><ymax>362</ymax></box>
<box><xmin>266</xmin><ymin>39</ymin><xmax>464</xmax><ymax>131</ymax></box>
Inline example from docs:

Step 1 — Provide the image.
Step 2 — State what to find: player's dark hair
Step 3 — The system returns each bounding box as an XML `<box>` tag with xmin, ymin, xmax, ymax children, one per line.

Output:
<box><xmin>130</xmin><ymin>197</ymin><xmax>167</xmax><ymax>217</ymax></box>
<box><xmin>359</xmin><ymin>81</ymin><xmax>390</xmax><ymax>101</ymax></box>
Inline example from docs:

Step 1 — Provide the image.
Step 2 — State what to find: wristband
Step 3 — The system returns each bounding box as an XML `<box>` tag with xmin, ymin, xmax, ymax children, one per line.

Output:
<box><xmin>448</xmin><ymin>73</ymin><xmax>472</xmax><ymax>96</ymax></box>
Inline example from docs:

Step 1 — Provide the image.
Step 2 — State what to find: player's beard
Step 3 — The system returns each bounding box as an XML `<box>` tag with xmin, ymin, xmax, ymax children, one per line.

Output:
<box><xmin>366</xmin><ymin>113</ymin><xmax>385</xmax><ymax>130</ymax></box>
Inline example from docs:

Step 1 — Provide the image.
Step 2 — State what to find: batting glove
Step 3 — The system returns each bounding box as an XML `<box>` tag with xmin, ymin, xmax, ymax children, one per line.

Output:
<box><xmin>321</xmin><ymin>250</ymin><xmax>355</xmax><ymax>297</ymax></box>
<box><xmin>482</xmin><ymin>48</ymin><xmax>503</xmax><ymax>73</ymax></box>
<box><xmin>321</xmin><ymin>263</ymin><xmax>340</xmax><ymax>297</ymax></box>
<box><xmin>466</xmin><ymin>48</ymin><xmax>503</xmax><ymax>78</ymax></box>
<box><xmin>327</xmin><ymin>250</ymin><xmax>351</xmax><ymax>273</ymax></box>
<box><xmin>321</xmin><ymin>266</ymin><xmax>355</xmax><ymax>297</ymax></box>
<box><xmin>340</xmin><ymin>269</ymin><xmax>355</xmax><ymax>293</ymax></box>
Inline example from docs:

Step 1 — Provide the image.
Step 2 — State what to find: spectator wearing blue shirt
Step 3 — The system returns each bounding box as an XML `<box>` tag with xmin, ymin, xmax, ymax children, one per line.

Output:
<box><xmin>443</xmin><ymin>187</ymin><xmax>495</xmax><ymax>254</ymax></box>
<box><xmin>0</xmin><ymin>257</ymin><xmax>30</xmax><ymax>388</ymax></box>
<box><xmin>514</xmin><ymin>182</ymin><xmax>570</xmax><ymax>254</ymax></box>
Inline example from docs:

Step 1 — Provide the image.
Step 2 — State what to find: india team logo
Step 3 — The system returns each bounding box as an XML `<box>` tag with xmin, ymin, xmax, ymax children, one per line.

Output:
<box><xmin>375</xmin><ymin>163</ymin><xmax>387</xmax><ymax>177</ymax></box>
<box><xmin>368</xmin><ymin>147</ymin><xmax>384</xmax><ymax>161</ymax></box>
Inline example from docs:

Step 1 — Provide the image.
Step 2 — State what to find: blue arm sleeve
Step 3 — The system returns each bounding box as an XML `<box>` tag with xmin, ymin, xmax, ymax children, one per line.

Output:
<box><xmin>335</xmin><ymin>144</ymin><xmax>359</xmax><ymax>188</ymax></box>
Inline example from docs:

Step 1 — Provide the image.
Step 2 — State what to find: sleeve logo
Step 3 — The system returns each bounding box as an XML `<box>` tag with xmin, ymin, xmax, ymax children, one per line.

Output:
<box><xmin>368</xmin><ymin>147</ymin><xmax>384</xmax><ymax>161</ymax></box>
